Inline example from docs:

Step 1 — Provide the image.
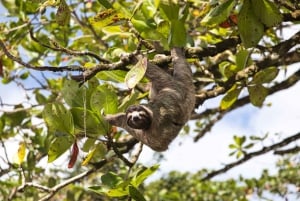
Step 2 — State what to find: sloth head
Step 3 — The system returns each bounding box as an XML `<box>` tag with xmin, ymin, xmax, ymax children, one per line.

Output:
<box><xmin>126</xmin><ymin>105</ymin><xmax>152</xmax><ymax>130</ymax></box>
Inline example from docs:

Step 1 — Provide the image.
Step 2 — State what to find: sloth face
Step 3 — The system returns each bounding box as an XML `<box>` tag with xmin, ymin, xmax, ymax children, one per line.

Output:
<box><xmin>126</xmin><ymin>105</ymin><xmax>152</xmax><ymax>130</ymax></box>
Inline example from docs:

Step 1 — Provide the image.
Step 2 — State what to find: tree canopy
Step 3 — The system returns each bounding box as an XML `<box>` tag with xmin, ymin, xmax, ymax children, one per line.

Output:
<box><xmin>0</xmin><ymin>0</ymin><xmax>300</xmax><ymax>200</ymax></box>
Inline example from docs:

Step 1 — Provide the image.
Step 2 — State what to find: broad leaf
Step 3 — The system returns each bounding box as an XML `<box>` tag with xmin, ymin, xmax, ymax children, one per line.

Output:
<box><xmin>129</xmin><ymin>185</ymin><xmax>147</xmax><ymax>201</ymax></box>
<box><xmin>101</xmin><ymin>172</ymin><xmax>123</xmax><ymax>188</ymax></box>
<box><xmin>17</xmin><ymin>142</ymin><xmax>26</xmax><ymax>165</ymax></box>
<box><xmin>238</xmin><ymin>0</ymin><xmax>264</xmax><ymax>48</ymax></box>
<box><xmin>125</xmin><ymin>57</ymin><xmax>147</xmax><ymax>89</ymax></box>
<box><xmin>201</xmin><ymin>0</ymin><xmax>235</xmax><ymax>26</ymax></box>
<box><xmin>56</xmin><ymin>0</ymin><xmax>71</xmax><ymax>26</ymax></box>
<box><xmin>251</xmin><ymin>67</ymin><xmax>279</xmax><ymax>84</ymax></box>
<box><xmin>97</xmin><ymin>70</ymin><xmax>127</xmax><ymax>83</ymax></box>
<box><xmin>220</xmin><ymin>84</ymin><xmax>242</xmax><ymax>110</ymax></box>
<box><xmin>118</xmin><ymin>90</ymin><xmax>140</xmax><ymax>112</ymax></box>
<box><xmin>236</xmin><ymin>49</ymin><xmax>250</xmax><ymax>71</ymax></box>
<box><xmin>159</xmin><ymin>0</ymin><xmax>180</xmax><ymax>21</ymax></box>
<box><xmin>90</xmin><ymin>85</ymin><xmax>118</xmax><ymax>114</ymax></box>
<box><xmin>248</xmin><ymin>85</ymin><xmax>268</xmax><ymax>107</ymax></box>
<box><xmin>253</xmin><ymin>0</ymin><xmax>282</xmax><ymax>27</ymax></box>
<box><xmin>48</xmin><ymin>135</ymin><xmax>73</xmax><ymax>163</ymax></box>
<box><xmin>43</xmin><ymin>103</ymin><xmax>74</xmax><ymax>135</ymax></box>
<box><xmin>90</xmin><ymin>9</ymin><xmax>126</xmax><ymax>28</ymax></box>
<box><xmin>71</xmin><ymin>107</ymin><xmax>108</xmax><ymax>135</ymax></box>
<box><xmin>61</xmin><ymin>79</ymin><xmax>83</xmax><ymax>107</ymax></box>
<box><xmin>169</xmin><ymin>19</ymin><xmax>187</xmax><ymax>47</ymax></box>
<box><xmin>131</xmin><ymin>165</ymin><xmax>159</xmax><ymax>187</ymax></box>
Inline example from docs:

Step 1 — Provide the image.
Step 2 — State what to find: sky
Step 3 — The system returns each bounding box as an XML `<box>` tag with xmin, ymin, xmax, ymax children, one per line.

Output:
<box><xmin>0</xmin><ymin>2</ymin><xmax>300</xmax><ymax>200</ymax></box>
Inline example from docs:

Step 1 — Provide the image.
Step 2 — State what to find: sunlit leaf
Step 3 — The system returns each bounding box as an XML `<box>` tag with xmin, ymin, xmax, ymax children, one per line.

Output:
<box><xmin>17</xmin><ymin>142</ymin><xmax>26</xmax><ymax>165</ymax></box>
<box><xmin>201</xmin><ymin>0</ymin><xmax>235</xmax><ymax>26</ymax></box>
<box><xmin>220</xmin><ymin>84</ymin><xmax>242</xmax><ymax>110</ymax></box>
<box><xmin>81</xmin><ymin>147</ymin><xmax>96</xmax><ymax>166</ymax></box>
<box><xmin>97</xmin><ymin>70</ymin><xmax>127</xmax><ymax>82</ymax></box>
<box><xmin>131</xmin><ymin>165</ymin><xmax>159</xmax><ymax>187</ymax></box>
<box><xmin>238</xmin><ymin>0</ymin><xmax>264</xmax><ymax>48</ymax></box>
<box><xmin>48</xmin><ymin>135</ymin><xmax>73</xmax><ymax>163</ymax></box>
<box><xmin>125</xmin><ymin>57</ymin><xmax>147</xmax><ymax>89</ymax></box>
<box><xmin>233</xmin><ymin>135</ymin><xmax>246</xmax><ymax>146</ymax></box>
<box><xmin>118</xmin><ymin>90</ymin><xmax>140</xmax><ymax>112</ymax></box>
<box><xmin>90</xmin><ymin>9</ymin><xmax>126</xmax><ymax>28</ymax></box>
<box><xmin>248</xmin><ymin>84</ymin><xmax>268</xmax><ymax>107</ymax></box>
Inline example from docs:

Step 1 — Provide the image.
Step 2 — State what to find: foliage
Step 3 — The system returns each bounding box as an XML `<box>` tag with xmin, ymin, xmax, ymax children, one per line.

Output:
<box><xmin>0</xmin><ymin>0</ymin><xmax>299</xmax><ymax>200</ymax></box>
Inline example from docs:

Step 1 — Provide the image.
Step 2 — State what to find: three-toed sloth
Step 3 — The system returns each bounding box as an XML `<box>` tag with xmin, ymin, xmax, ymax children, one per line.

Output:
<box><xmin>105</xmin><ymin>47</ymin><xmax>195</xmax><ymax>151</ymax></box>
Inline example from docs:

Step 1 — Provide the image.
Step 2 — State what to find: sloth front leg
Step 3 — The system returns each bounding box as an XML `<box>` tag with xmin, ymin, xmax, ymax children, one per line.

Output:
<box><xmin>105</xmin><ymin>105</ymin><xmax>153</xmax><ymax>130</ymax></box>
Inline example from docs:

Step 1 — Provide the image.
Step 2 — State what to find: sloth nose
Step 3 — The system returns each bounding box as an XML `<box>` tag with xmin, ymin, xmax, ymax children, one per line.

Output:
<box><xmin>133</xmin><ymin>116</ymin><xmax>141</xmax><ymax>121</ymax></box>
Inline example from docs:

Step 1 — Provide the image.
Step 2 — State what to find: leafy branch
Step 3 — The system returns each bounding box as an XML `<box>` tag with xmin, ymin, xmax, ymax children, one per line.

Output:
<box><xmin>201</xmin><ymin>132</ymin><xmax>300</xmax><ymax>181</ymax></box>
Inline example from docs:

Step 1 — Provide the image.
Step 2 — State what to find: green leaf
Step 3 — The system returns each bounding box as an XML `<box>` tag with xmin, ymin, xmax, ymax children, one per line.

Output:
<box><xmin>43</xmin><ymin>103</ymin><xmax>74</xmax><ymax>135</ymax></box>
<box><xmin>169</xmin><ymin>19</ymin><xmax>186</xmax><ymax>47</ymax></box>
<box><xmin>244</xmin><ymin>143</ymin><xmax>254</xmax><ymax>149</ymax></box>
<box><xmin>48</xmin><ymin>135</ymin><xmax>73</xmax><ymax>163</ymax></box>
<box><xmin>229</xmin><ymin>144</ymin><xmax>237</xmax><ymax>149</ymax></box>
<box><xmin>131</xmin><ymin>165</ymin><xmax>159</xmax><ymax>187</ymax></box>
<box><xmin>201</xmin><ymin>0</ymin><xmax>235</xmax><ymax>26</ymax></box>
<box><xmin>159</xmin><ymin>0</ymin><xmax>180</xmax><ymax>21</ymax></box>
<box><xmin>101</xmin><ymin>172</ymin><xmax>123</xmax><ymax>188</ymax></box>
<box><xmin>17</xmin><ymin>142</ymin><xmax>26</xmax><ymax>165</ymax></box>
<box><xmin>61</xmin><ymin>79</ymin><xmax>85</xmax><ymax>108</ymax></box>
<box><xmin>97</xmin><ymin>0</ymin><xmax>113</xmax><ymax>9</ymax></box>
<box><xmin>82</xmin><ymin>138</ymin><xmax>96</xmax><ymax>152</ymax></box>
<box><xmin>236</xmin><ymin>49</ymin><xmax>250</xmax><ymax>71</ymax></box>
<box><xmin>248</xmin><ymin>84</ymin><xmax>268</xmax><ymax>107</ymax></box>
<box><xmin>97</xmin><ymin>70</ymin><xmax>127</xmax><ymax>83</ymax></box>
<box><xmin>90</xmin><ymin>85</ymin><xmax>118</xmax><ymax>114</ymax></box>
<box><xmin>125</xmin><ymin>57</ymin><xmax>147</xmax><ymax>89</ymax></box>
<box><xmin>71</xmin><ymin>107</ymin><xmax>108</xmax><ymax>136</ymax></box>
<box><xmin>250</xmin><ymin>67</ymin><xmax>279</xmax><ymax>84</ymax></box>
<box><xmin>234</xmin><ymin>135</ymin><xmax>246</xmax><ymax>146</ymax></box>
<box><xmin>34</xmin><ymin>90</ymin><xmax>47</xmax><ymax>105</ymax></box>
<box><xmin>129</xmin><ymin>185</ymin><xmax>147</xmax><ymax>201</ymax></box>
<box><xmin>220</xmin><ymin>84</ymin><xmax>242</xmax><ymax>110</ymax></box>
<box><xmin>118</xmin><ymin>90</ymin><xmax>140</xmax><ymax>112</ymax></box>
<box><xmin>252</xmin><ymin>0</ymin><xmax>282</xmax><ymax>27</ymax></box>
<box><xmin>238</xmin><ymin>0</ymin><xmax>264</xmax><ymax>48</ymax></box>
<box><xmin>90</xmin><ymin>9</ymin><xmax>126</xmax><ymax>28</ymax></box>
<box><xmin>56</xmin><ymin>0</ymin><xmax>71</xmax><ymax>26</ymax></box>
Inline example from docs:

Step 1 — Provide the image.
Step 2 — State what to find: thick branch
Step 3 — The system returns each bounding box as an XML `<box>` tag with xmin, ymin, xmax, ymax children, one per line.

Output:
<box><xmin>201</xmin><ymin>132</ymin><xmax>300</xmax><ymax>181</ymax></box>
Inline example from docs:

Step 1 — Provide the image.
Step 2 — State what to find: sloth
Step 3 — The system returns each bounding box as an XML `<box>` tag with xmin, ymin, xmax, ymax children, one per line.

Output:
<box><xmin>105</xmin><ymin>47</ymin><xmax>195</xmax><ymax>151</ymax></box>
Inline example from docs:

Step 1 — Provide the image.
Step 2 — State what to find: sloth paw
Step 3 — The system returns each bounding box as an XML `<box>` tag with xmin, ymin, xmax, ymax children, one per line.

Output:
<box><xmin>126</xmin><ymin>105</ymin><xmax>152</xmax><ymax>130</ymax></box>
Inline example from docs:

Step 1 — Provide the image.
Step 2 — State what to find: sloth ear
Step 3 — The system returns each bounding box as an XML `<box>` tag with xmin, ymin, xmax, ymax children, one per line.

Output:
<box><xmin>126</xmin><ymin>105</ymin><xmax>152</xmax><ymax>130</ymax></box>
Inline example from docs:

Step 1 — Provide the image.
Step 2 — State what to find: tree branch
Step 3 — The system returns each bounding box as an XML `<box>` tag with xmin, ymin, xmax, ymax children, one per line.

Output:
<box><xmin>0</xmin><ymin>39</ymin><xmax>84</xmax><ymax>72</ymax></box>
<box><xmin>193</xmin><ymin>67</ymin><xmax>300</xmax><ymax>141</ymax></box>
<box><xmin>201</xmin><ymin>132</ymin><xmax>300</xmax><ymax>181</ymax></box>
<box><xmin>29</xmin><ymin>29</ymin><xmax>111</xmax><ymax>63</ymax></box>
